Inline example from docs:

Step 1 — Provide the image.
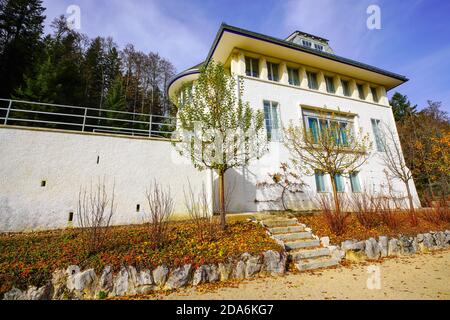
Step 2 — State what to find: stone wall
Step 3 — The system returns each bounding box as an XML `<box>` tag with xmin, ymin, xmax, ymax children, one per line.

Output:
<box><xmin>3</xmin><ymin>250</ymin><xmax>286</xmax><ymax>300</ymax></box>
<box><xmin>337</xmin><ymin>230</ymin><xmax>450</xmax><ymax>261</ymax></box>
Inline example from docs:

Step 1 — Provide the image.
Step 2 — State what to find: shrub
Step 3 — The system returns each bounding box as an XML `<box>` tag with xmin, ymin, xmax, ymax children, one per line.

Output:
<box><xmin>145</xmin><ymin>181</ymin><xmax>174</xmax><ymax>248</ymax></box>
<box><xmin>350</xmin><ymin>192</ymin><xmax>380</xmax><ymax>229</ymax></box>
<box><xmin>376</xmin><ymin>196</ymin><xmax>401</xmax><ymax>230</ymax></box>
<box><xmin>77</xmin><ymin>178</ymin><xmax>116</xmax><ymax>255</ymax></box>
<box><xmin>184</xmin><ymin>182</ymin><xmax>220</xmax><ymax>242</ymax></box>
<box><xmin>316</xmin><ymin>194</ymin><xmax>349</xmax><ymax>236</ymax></box>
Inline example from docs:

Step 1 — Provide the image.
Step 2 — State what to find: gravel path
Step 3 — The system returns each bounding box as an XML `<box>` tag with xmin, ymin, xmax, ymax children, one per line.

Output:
<box><xmin>153</xmin><ymin>250</ymin><xmax>450</xmax><ymax>300</ymax></box>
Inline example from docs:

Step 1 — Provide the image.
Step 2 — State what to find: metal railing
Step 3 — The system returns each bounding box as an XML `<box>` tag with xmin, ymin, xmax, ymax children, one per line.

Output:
<box><xmin>0</xmin><ymin>99</ymin><xmax>176</xmax><ymax>138</ymax></box>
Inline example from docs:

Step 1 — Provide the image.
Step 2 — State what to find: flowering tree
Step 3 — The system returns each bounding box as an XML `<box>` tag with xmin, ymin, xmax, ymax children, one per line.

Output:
<box><xmin>172</xmin><ymin>61</ymin><xmax>268</xmax><ymax>229</ymax></box>
<box><xmin>284</xmin><ymin>111</ymin><xmax>371</xmax><ymax>215</ymax></box>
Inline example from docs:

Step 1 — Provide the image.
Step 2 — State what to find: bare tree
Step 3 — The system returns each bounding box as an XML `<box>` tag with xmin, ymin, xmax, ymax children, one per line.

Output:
<box><xmin>378</xmin><ymin>123</ymin><xmax>416</xmax><ymax>212</ymax></box>
<box><xmin>77</xmin><ymin>178</ymin><xmax>116</xmax><ymax>254</ymax></box>
<box><xmin>145</xmin><ymin>181</ymin><xmax>174</xmax><ymax>247</ymax></box>
<box><xmin>284</xmin><ymin>111</ymin><xmax>371</xmax><ymax>216</ymax></box>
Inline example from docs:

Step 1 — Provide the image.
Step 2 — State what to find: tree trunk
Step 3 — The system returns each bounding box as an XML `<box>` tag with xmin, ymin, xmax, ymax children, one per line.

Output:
<box><xmin>405</xmin><ymin>179</ymin><xmax>415</xmax><ymax>212</ymax></box>
<box><xmin>218</xmin><ymin>170</ymin><xmax>226</xmax><ymax>230</ymax></box>
<box><xmin>330</xmin><ymin>176</ymin><xmax>341</xmax><ymax>215</ymax></box>
<box><xmin>281</xmin><ymin>187</ymin><xmax>288</xmax><ymax>211</ymax></box>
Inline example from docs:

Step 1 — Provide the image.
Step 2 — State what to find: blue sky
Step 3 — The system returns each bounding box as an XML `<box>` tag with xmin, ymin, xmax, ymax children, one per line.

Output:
<box><xmin>42</xmin><ymin>0</ymin><xmax>450</xmax><ymax>112</ymax></box>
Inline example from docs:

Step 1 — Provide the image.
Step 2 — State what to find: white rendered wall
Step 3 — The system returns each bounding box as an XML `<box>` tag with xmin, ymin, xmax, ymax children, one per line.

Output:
<box><xmin>0</xmin><ymin>127</ymin><xmax>210</xmax><ymax>232</ymax></box>
<box><xmin>222</xmin><ymin>76</ymin><xmax>421</xmax><ymax>212</ymax></box>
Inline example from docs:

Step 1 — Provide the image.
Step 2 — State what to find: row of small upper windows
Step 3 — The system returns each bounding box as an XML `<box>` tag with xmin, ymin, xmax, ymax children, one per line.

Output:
<box><xmin>301</xmin><ymin>39</ymin><xmax>324</xmax><ymax>52</ymax></box>
<box><xmin>244</xmin><ymin>56</ymin><xmax>380</xmax><ymax>103</ymax></box>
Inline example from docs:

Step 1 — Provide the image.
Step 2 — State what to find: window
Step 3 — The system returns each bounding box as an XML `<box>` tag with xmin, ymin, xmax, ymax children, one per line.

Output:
<box><xmin>287</xmin><ymin>67</ymin><xmax>300</xmax><ymax>86</ymax></box>
<box><xmin>334</xmin><ymin>174</ymin><xmax>345</xmax><ymax>192</ymax></box>
<box><xmin>341</xmin><ymin>80</ymin><xmax>350</xmax><ymax>97</ymax></box>
<box><xmin>302</xmin><ymin>40</ymin><xmax>312</xmax><ymax>47</ymax></box>
<box><xmin>263</xmin><ymin>101</ymin><xmax>282</xmax><ymax>142</ymax></box>
<box><xmin>245</xmin><ymin>56</ymin><xmax>259</xmax><ymax>78</ymax></box>
<box><xmin>305</xmin><ymin>114</ymin><xmax>353</xmax><ymax>145</ymax></box>
<box><xmin>315</xmin><ymin>171</ymin><xmax>326</xmax><ymax>192</ymax></box>
<box><xmin>41</xmin><ymin>180</ymin><xmax>46</xmax><ymax>187</ymax></box>
<box><xmin>266</xmin><ymin>62</ymin><xmax>279</xmax><ymax>81</ymax></box>
<box><xmin>371</xmin><ymin>87</ymin><xmax>379</xmax><ymax>103</ymax></box>
<box><xmin>371</xmin><ymin>119</ymin><xmax>384</xmax><ymax>152</ymax></box>
<box><xmin>306</xmin><ymin>71</ymin><xmax>318</xmax><ymax>90</ymax></box>
<box><xmin>325</xmin><ymin>76</ymin><xmax>335</xmax><ymax>93</ymax></box>
<box><xmin>68</xmin><ymin>212</ymin><xmax>74</xmax><ymax>222</ymax></box>
<box><xmin>314</xmin><ymin>43</ymin><xmax>324</xmax><ymax>51</ymax></box>
<box><xmin>350</xmin><ymin>172</ymin><xmax>361</xmax><ymax>193</ymax></box>
<box><xmin>357</xmin><ymin>84</ymin><xmax>365</xmax><ymax>100</ymax></box>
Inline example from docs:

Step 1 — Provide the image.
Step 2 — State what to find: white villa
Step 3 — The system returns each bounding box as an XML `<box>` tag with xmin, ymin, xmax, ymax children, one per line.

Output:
<box><xmin>168</xmin><ymin>24</ymin><xmax>420</xmax><ymax>214</ymax></box>
<box><xmin>0</xmin><ymin>24</ymin><xmax>420</xmax><ymax>232</ymax></box>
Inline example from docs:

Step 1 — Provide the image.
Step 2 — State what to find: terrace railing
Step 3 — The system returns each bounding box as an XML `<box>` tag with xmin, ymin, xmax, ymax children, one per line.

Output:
<box><xmin>0</xmin><ymin>99</ymin><xmax>176</xmax><ymax>139</ymax></box>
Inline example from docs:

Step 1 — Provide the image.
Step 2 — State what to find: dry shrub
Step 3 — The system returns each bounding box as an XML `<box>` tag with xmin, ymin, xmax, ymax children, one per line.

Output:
<box><xmin>350</xmin><ymin>191</ymin><xmax>380</xmax><ymax>229</ymax></box>
<box><xmin>422</xmin><ymin>197</ymin><xmax>450</xmax><ymax>224</ymax></box>
<box><xmin>184</xmin><ymin>182</ymin><xmax>220</xmax><ymax>242</ymax></box>
<box><xmin>376</xmin><ymin>195</ymin><xmax>401</xmax><ymax>230</ymax></box>
<box><xmin>145</xmin><ymin>181</ymin><xmax>174</xmax><ymax>248</ymax></box>
<box><xmin>77</xmin><ymin>178</ymin><xmax>116</xmax><ymax>255</ymax></box>
<box><xmin>316</xmin><ymin>193</ymin><xmax>350</xmax><ymax>236</ymax></box>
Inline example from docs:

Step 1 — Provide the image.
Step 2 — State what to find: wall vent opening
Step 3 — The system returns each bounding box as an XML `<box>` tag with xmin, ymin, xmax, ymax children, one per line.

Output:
<box><xmin>68</xmin><ymin>212</ymin><xmax>74</xmax><ymax>222</ymax></box>
<box><xmin>136</xmin><ymin>204</ymin><xmax>140</xmax><ymax>212</ymax></box>
<box><xmin>96</xmin><ymin>156</ymin><xmax>100</xmax><ymax>164</ymax></box>
<box><xmin>41</xmin><ymin>180</ymin><xmax>46</xmax><ymax>187</ymax></box>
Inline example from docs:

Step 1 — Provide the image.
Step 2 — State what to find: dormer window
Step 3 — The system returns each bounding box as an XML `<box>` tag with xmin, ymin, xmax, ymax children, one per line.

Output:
<box><xmin>357</xmin><ymin>84</ymin><xmax>365</xmax><ymax>100</ymax></box>
<box><xmin>302</xmin><ymin>40</ymin><xmax>312</xmax><ymax>47</ymax></box>
<box><xmin>266</xmin><ymin>61</ymin><xmax>279</xmax><ymax>82</ymax></box>
<box><xmin>306</xmin><ymin>71</ymin><xmax>318</xmax><ymax>90</ymax></box>
<box><xmin>245</xmin><ymin>56</ymin><xmax>259</xmax><ymax>78</ymax></box>
<box><xmin>314</xmin><ymin>44</ymin><xmax>324</xmax><ymax>51</ymax></box>
<box><xmin>371</xmin><ymin>87</ymin><xmax>379</xmax><ymax>103</ymax></box>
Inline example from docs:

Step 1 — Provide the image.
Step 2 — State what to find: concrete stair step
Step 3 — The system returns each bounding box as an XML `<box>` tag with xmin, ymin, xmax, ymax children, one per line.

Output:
<box><xmin>290</xmin><ymin>247</ymin><xmax>331</xmax><ymax>261</ymax></box>
<box><xmin>268</xmin><ymin>226</ymin><xmax>304</xmax><ymax>234</ymax></box>
<box><xmin>284</xmin><ymin>239</ymin><xmax>320</xmax><ymax>251</ymax></box>
<box><xmin>295</xmin><ymin>257</ymin><xmax>340</xmax><ymax>271</ymax></box>
<box><xmin>262</xmin><ymin>218</ymin><xmax>298</xmax><ymax>228</ymax></box>
<box><xmin>273</xmin><ymin>232</ymin><xmax>312</xmax><ymax>242</ymax></box>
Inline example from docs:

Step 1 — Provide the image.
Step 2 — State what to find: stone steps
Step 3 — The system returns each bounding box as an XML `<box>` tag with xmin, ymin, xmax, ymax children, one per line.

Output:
<box><xmin>256</xmin><ymin>215</ymin><xmax>341</xmax><ymax>272</ymax></box>
<box><xmin>284</xmin><ymin>239</ymin><xmax>320</xmax><ymax>251</ymax></box>
<box><xmin>268</xmin><ymin>226</ymin><xmax>305</xmax><ymax>234</ymax></box>
<box><xmin>295</xmin><ymin>257</ymin><xmax>340</xmax><ymax>271</ymax></box>
<box><xmin>290</xmin><ymin>247</ymin><xmax>331</xmax><ymax>261</ymax></box>
<box><xmin>261</xmin><ymin>219</ymin><xmax>298</xmax><ymax>228</ymax></box>
<box><xmin>273</xmin><ymin>232</ymin><xmax>312</xmax><ymax>242</ymax></box>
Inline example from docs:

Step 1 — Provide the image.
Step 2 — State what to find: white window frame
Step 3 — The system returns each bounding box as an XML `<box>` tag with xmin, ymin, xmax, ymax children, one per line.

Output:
<box><xmin>263</xmin><ymin>100</ymin><xmax>282</xmax><ymax>142</ymax></box>
<box><xmin>266</xmin><ymin>61</ymin><xmax>279</xmax><ymax>82</ymax></box>
<box><xmin>245</xmin><ymin>56</ymin><xmax>259</xmax><ymax>78</ymax></box>
<box><xmin>371</xmin><ymin>118</ymin><xmax>385</xmax><ymax>152</ymax></box>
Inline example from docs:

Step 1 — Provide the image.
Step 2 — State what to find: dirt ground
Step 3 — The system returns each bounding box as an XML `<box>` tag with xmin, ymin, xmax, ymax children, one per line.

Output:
<box><xmin>146</xmin><ymin>249</ymin><xmax>450</xmax><ymax>300</ymax></box>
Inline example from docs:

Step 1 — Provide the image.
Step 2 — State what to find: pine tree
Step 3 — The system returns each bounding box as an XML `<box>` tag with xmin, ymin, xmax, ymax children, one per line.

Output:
<box><xmin>0</xmin><ymin>0</ymin><xmax>46</xmax><ymax>98</ymax></box>
<box><xmin>390</xmin><ymin>92</ymin><xmax>417</xmax><ymax>123</ymax></box>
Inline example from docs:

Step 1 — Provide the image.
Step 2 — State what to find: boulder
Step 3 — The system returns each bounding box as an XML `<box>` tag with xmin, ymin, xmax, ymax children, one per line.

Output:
<box><xmin>192</xmin><ymin>265</ymin><xmax>209</xmax><ymax>286</ymax></box>
<box><xmin>98</xmin><ymin>266</ymin><xmax>113</xmax><ymax>293</ymax></box>
<box><xmin>152</xmin><ymin>265</ymin><xmax>169</xmax><ymax>288</ymax></box>
<box><xmin>328</xmin><ymin>246</ymin><xmax>345</xmax><ymax>261</ymax></box>
<box><xmin>218</xmin><ymin>262</ymin><xmax>233</xmax><ymax>281</ymax></box>
<box><xmin>445</xmin><ymin>230</ymin><xmax>450</xmax><ymax>245</ymax></box>
<box><xmin>378</xmin><ymin>236</ymin><xmax>388</xmax><ymax>257</ymax></box>
<box><xmin>233</xmin><ymin>261</ymin><xmax>246</xmax><ymax>279</ymax></box>
<box><xmin>388</xmin><ymin>238</ymin><xmax>401</xmax><ymax>256</ymax></box>
<box><xmin>113</xmin><ymin>267</ymin><xmax>129</xmax><ymax>296</ymax></box>
<box><xmin>51</xmin><ymin>269</ymin><xmax>69</xmax><ymax>300</ymax></box>
<box><xmin>399</xmin><ymin>236</ymin><xmax>417</xmax><ymax>254</ymax></box>
<box><xmin>433</xmin><ymin>231</ymin><xmax>446</xmax><ymax>248</ymax></box>
<box><xmin>3</xmin><ymin>287</ymin><xmax>26</xmax><ymax>300</ymax></box>
<box><xmin>165</xmin><ymin>264</ymin><xmax>192</xmax><ymax>290</ymax></box>
<box><xmin>320</xmin><ymin>237</ymin><xmax>330</xmax><ymax>247</ymax></box>
<box><xmin>67</xmin><ymin>268</ymin><xmax>97</xmax><ymax>298</ymax></box>
<box><xmin>365</xmin><ymin>238</ymin><xmax>381</xmax><ymax>260</ymax></box>
<box><xmin>135</xmin><ymin>269</ymin><xmax>154</xmax><ymax>294</ymax></box>
<box><xmin>341</xmin><ymin>240</ymin><xmax>365</xmax><ymax>251</ymax></box>
<box><xmin>262</xmin><ymin>250</ymin><xmax>286</xmax><ymax>275</ymax></box>
<box><xmin>245</xmin><ymin>255</ymin><xmax>263</xmax><ymax>278</ymax></box>
<box><xmin>207</xmin><ymin>264</ymin><xmax>220</xmax><ymax>282</ymax></box>
<box><xmin>26</xmin><ymin>284</ymin><xmax>51</xmax><ymax>300</ymax></box>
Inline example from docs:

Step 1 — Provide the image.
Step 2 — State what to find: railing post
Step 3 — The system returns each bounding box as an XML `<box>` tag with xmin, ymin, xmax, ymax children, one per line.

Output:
<box><xmin>149</xmin><ymin>115</ymin><xmax>153</xmax><ymax>137</ymax></box>
<box><xmin>4</xmin><ymin>100</ymin><xmax>12</xmax><ymax>125</ymax></box>
<box><xmin>82</xmin><ymin>108</ymin><xmax>87</xmax><ymax>132</ymax></box>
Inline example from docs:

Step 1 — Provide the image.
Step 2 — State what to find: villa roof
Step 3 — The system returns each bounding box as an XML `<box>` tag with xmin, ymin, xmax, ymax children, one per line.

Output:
<box><xmin>168</xmin><ymin>23</ymin><xmax>408</xmax><ymax>95</ymax></box>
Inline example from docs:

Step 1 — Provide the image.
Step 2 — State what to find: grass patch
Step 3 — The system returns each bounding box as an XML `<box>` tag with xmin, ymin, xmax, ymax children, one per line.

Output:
<box><xmin>0</xmin><ymin>221</ymin><xmax>281</xmax><ymax>296</ymax></box>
